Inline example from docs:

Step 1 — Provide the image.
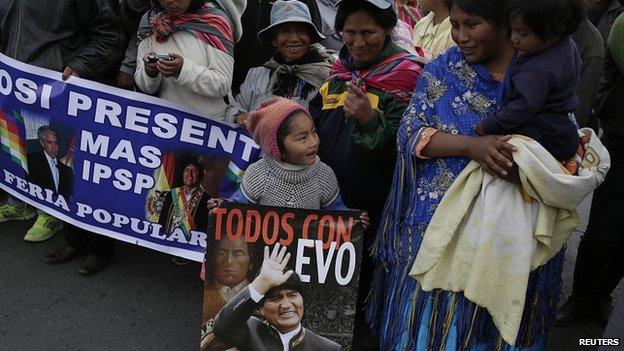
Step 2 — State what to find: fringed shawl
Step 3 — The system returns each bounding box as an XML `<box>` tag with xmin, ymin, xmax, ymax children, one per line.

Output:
<box><xmin>329</xmin><ymin>42</ymin><xmax>423</xmax><ymax>103</ymax></box>
<box><xmin>366</xmin><ymin>47</ymin><xmax>565</xmax><ymax>351</ymax></box>
<box><xmin>371</xmin><ymin>46</ymin><xmax>503</xmax><ymax>267</ymax></box>
<box><xmin>138</xmin><ymin>2</ymin><xmax>234</xmax><ymax>57</ymax></box>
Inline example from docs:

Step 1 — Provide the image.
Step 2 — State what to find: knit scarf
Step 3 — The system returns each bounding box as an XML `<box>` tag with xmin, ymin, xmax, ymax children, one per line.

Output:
<box><xmin>263</xmin><ymin>45</ymin><xmax>334</xmax><ymax>94</ymax></box>
<box><xmin>137</xmin><ymin>1</ymin><xmax>234</xmax><ymax>57</ymax></box>
<box><xmin>329</xmin><ymin>42</ymin><xmax>423</xmax><ymax>103</ymax></box>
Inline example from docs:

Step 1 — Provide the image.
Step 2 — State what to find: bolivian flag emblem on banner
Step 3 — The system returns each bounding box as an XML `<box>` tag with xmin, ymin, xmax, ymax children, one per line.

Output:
<box><xmin>0</xmin><ymin>109</ymin><xmax>28</xmax><ymax>173</ymax></box>
<box><xmin>225</xmin><ymin>160</ymin><xmax>244</xmax><ymax>184</ymax></box>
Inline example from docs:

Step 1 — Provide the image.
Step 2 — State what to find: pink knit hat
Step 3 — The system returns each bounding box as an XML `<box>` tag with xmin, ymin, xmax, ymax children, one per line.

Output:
<box><xmin>247</xmin><ymin>97</ymin><xmax>311</xmax><ymax>161</ymax></box>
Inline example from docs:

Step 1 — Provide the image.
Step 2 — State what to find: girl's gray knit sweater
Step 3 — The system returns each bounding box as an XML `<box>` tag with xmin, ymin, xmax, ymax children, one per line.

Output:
<box><xmin>240</xmin><ymin>156</ymin><xmax>340</xmax><ymax>209</ymax></box>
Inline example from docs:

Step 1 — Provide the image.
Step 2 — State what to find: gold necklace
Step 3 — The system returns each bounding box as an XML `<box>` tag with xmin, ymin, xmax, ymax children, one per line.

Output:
<box><xmin>489</xmin><ymin>71</ymin><xmax>505</xmax><ymax>82</ymax></box>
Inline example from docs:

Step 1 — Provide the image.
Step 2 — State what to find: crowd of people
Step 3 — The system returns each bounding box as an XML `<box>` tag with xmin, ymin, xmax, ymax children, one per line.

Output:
<box><xmin>1</xmin><ymin>0</ymin><xmax>623</xmax><ymax>350</ymax></box>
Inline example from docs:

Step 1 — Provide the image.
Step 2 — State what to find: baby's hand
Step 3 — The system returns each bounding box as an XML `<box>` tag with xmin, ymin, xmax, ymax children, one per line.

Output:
<box><xmin>206</xmin><ymin>198</ymin><xmax>223</xmax><ymax>212</ymax></box>
<box><xmin>360</xmin><ymin>212</ymin><xmax>370</xmax><ymax>230</ymax></box>
<box><xmin>474</xmin><ymin>123</ymin><xmax>485</xmax><ymax>136</ymax></box>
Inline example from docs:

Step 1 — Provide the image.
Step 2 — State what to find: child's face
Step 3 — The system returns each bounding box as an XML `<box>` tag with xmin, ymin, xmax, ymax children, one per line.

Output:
<box><xmin>510</xmin><ymin>16</ymin><xmax>559</xmax><ymax>57</ymax></box>
<box><xmin>281</xmin><ymin>112</ymin><xmax>319</xmax><ymax>166</ymax></box>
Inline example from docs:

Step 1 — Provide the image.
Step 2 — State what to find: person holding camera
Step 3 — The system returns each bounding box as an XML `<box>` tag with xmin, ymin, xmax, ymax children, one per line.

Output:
<box><xmin>135</xmin><ymin>0</ymin><xmax>245</xmax><ymax>121</ymax></box>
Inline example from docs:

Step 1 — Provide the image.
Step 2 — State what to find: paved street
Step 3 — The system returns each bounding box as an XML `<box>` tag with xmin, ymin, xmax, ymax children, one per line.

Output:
<box><xmin>547</xmin><ymin>195</ymin><xmax>623</xmax><ymax>351</ymax></box>
<box><xmin>0</xmin><ymin>195</ymin><xmax>622</xmax><ymax>351</ymax></box>
<box><xmin>0</xmin><ymin>219</ymin><xmax>203</xmax><ymax>351</ymax></box>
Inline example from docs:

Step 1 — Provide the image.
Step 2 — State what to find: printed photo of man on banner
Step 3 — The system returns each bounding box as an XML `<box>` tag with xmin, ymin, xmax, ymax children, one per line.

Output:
<box><xmin>201</xmin><ymin>202</ymin><xmax>364</xmax><ymax>351</ymax></box>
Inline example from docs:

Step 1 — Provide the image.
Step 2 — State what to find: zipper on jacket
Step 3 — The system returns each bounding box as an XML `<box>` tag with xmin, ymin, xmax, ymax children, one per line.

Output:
<box><xmin>342</xmin><ymin>116</ymin><xmax>354</xmax><ymax>184</ymax></box>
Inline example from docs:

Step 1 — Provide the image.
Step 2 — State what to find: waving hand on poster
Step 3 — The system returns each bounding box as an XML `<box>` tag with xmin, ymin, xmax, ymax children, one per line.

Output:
<box><xmin>207</xmin><ymin>204</ymin><xmax>360</xmax><ymax>350</ymax></box>
<box><xmin>250</xmin><ymin>244</ymin><xmax>294</xmax><ymax>294</ymax></box>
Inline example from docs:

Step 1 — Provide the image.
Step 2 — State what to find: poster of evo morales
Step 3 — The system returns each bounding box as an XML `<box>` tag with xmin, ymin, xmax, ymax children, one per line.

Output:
<box><xmin>0</xmin><ymin>53</ymin><xmax>260</xmax><ymax>261</ymax></box>
<box><xmin>201</xmin><ymin>202</ymin><xmax>364</xmax><ymax>351</ymax></box>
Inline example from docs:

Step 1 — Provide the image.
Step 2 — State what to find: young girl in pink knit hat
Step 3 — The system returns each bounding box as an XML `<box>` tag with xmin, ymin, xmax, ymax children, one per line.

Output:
<box><xmin>201</xmin><ymin>99</ymin><xmax>369</xmax><ymax>346</ymax></box>
<box><xmin>202</xmin><ymin>97</ymin><xmax>368</xmax><ymax>280</ymax></box>
<box><xmin>209</xmin><ymin>97</ymin><xmax>369</xmax><ymax>218</ymax></box>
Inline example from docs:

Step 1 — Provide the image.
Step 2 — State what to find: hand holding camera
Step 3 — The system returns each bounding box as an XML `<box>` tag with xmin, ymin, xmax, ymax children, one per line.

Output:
<box><xmin>146</xmin><ymin>54</ymin><xmax>173</xmax><ymax>63</ymax></box>
<box><xmin>143</xmin><ymin>52</ymin><xmax>184</xmax><ymax>78</ymax></box>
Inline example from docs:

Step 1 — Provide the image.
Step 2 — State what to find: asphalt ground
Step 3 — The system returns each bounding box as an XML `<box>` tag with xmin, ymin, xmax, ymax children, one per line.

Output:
<box><xmin>547</xmin><ymin>196</ymin><xmax>624</xmax><ymax>351</ymax></box>
<box><xmin>0</xmin><ymin>218</ymin><xmax>203</xmax><ymax>351</ymax></box>
<box><xmin>0</xmin><ymin>195</ymin><xmax>622</xmax><ymax>351</ymax></box>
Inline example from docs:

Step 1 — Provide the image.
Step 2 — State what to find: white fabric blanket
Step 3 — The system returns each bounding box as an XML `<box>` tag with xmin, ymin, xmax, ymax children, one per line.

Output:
<box><xmin>410</xmin><ymin>128</ymin><xmax>610</xmax><ymax>345</ymax></box>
